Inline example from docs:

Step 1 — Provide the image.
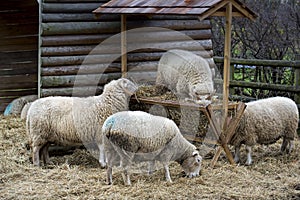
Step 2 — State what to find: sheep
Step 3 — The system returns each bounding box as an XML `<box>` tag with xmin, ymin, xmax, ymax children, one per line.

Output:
<box><xmin>4</xmin><ymin>95</ymin><xmax>37</xmax><ymax>116</ymax></box>
<box><xmin>102</xmin><ymin>110</ymin><xmax>202</xmax><ymax>185</ymax></box>
<box><xmin>156</xmin><ymin>49</ymin><xmax>214</xmax><ymax>101</ymax></box>
<box><xmin>230</xmin><ymin>96</ymin><xmax>299</xmax><ymax>165</ymax></box>
<box><xmin>26</xmin><ymin>78</ymin><xmax>138</xmax><ymax>167</ymax></box>
<box><xmin>20</xmin><ymin>102</ymin><xmax>32</xmax><ymax>120</ymax></box>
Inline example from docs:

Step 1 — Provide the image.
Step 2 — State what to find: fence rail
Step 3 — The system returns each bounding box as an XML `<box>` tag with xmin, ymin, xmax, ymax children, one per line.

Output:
<box><xmin>213</xmin><ymin>56</ymin><xmax>300</xmax><ymax>105</ymax></box>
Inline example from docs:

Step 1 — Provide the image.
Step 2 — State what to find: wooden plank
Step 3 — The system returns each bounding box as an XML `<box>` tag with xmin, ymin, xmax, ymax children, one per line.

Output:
<box><xmin>0</xmin><ymin>82</ymin><xmax>37</xmax><ymax>90</ymax></box>
<box><xmin>0</xmin><ymin>89</ymin><xmax>37</xmax><ymax>97</ymax></box>
<box><xmin>0</xmin><ymin>36</ymin><xmax>37</xmax><ymax>47</ymax></box>
<box><xmin>0</xmin><ymin>51</ymin><xmax>37</xmax><ymax>64</ymax></box>
<box><xmin>0</xmin><ymin>74</ymin><xmax>37</xmax><ymax>85</ymax></box>
<box><xmin>0</xmin><ymin>23</ymin><xmax>38</xmax><ymax>36</ymax></box>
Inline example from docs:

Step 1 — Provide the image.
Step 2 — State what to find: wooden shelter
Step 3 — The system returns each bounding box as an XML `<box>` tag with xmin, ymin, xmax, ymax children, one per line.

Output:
<box><xmin>39</xmin><ymin>0</ymin><xmax>216</xmax><ymax>97</ymax></box>
<box><xmin>0</xmin><ymin>0</ymin><xmax>38</xmax><ymax>112</ymax></box>
<box><xmin>93</xmin><ymin>0</ymin><xmax>257</xmax><ymax>166</ymax></box>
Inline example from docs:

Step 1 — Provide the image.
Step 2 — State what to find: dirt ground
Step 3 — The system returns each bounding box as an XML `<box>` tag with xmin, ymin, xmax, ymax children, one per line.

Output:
<box><xmin>0</xmin><ymin>115</ymin><xmax>300</xmax><ymax>200</ymax></box>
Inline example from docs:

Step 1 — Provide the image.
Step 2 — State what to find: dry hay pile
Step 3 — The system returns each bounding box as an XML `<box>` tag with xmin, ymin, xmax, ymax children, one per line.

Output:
<box><xmin>1</xmin><ymin>115</ymin><xmax>300</xmax><ymax>199</ymax></box>
<box><xmin>130</xmin><ymin>85</ymin><xmax>213</xmax><ymax>139</ymax></box>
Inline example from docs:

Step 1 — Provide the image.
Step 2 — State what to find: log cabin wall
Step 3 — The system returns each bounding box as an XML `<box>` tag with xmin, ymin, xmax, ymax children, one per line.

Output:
<box><xmin>0</xmin><ymin>0</ymin><xmax>38</xmax><ymax>113</ymax></box>
<box><xmin>40</xmin><ymin>0</ymin><xmax>215</xmax><ymax>97</ymax></box>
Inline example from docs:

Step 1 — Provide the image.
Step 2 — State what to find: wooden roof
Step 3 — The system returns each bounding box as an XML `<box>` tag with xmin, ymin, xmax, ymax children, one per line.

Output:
<box><xmin>93</xmin><ymin>0</ymin><xmax>257</xmax><ymax>21</ymax></box>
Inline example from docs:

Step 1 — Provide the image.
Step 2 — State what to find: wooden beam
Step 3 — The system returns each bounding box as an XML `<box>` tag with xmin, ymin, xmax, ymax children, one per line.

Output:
<box><xmin>198</xmin><ymin>0</ymin><xmax>229</xmax><ymax>21</ymax></box>
<box><xmin>229</xmin><ymin>0</ymin><xmax>257</xmax><ymax>21</ymax></box>
<box><xmin>121</xmin><ymin>14</ymin><xmax>127</xmax><ymax>78</ymax></box>
<box><xmin>222</xmin><ymin>2</ymin><xmax>232</xmax><ymax>128</ymax></box>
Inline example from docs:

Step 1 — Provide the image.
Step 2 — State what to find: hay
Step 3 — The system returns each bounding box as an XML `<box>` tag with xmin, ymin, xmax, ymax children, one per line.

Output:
<box><xmin>1</xmin><ymin>115</ymin><xmax>300</xmax><ymax>199</ymax></box>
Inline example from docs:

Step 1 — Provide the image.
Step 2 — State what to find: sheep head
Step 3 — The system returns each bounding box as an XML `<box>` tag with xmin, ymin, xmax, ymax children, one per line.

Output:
<box><xmin>118</xmin><ymin>78</ymin><xmax>138</xmax><ymax>96</ymax></box>
<box><xmin>181</xmin><ymin>150</ymin><xmax>202</xmax><ymax>178</ymax></box>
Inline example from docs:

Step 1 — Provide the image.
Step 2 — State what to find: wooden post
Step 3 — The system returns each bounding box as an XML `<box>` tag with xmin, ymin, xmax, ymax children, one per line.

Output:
<box><xmin>295</xmin><ymin>54</ymin><xmax>300</xmax><ymax>104</ymax></box>
<box><xmin>121</xmin><ymin>14</ymin><xmax>127</xmax><ymax>78</ymax></box>
<box><xmin>222</xmin><ymin>2</ymin><xmax>232</xmax><ymax>129</ymax></box>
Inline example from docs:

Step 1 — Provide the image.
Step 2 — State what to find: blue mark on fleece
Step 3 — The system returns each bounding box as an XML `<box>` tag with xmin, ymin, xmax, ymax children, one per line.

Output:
<box><xmin>103</xmin><ymin>116</ymin><xmax>116</xmax><ymax>129</ymax></box>
<box><xmin>4</xmin><ymin>103</ymin><xmax>12</xmax><ymax>116</ymax></box>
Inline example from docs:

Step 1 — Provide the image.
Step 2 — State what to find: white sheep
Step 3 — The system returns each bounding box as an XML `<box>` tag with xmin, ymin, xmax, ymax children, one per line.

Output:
<box><xmin>102</xmin><ymin>111</ymin><xmax>202</xmax><ymax>185</ymax></box>
<box><xmin>156</xmin><ymin>49</ymin><xmax>214</xmax><ymax>100</ymax></box>
<box><xmin>26</xmin><ymin>78</ymin><xmax>138</xmax><ymax>166</ymax></box>
<box><xmin>230</xmin><ymin>96</ymin><xmax>299</xmax><ymax>165</ymax></box>
<box><xmin>20</xmin><ymin>102</ymin><xmax>32</xmax><ymax>120</ymax></box>
<box><xmin>4</xmin><ymin>95</ymin><xmax>37</xmax><ymax>116</ymax></box>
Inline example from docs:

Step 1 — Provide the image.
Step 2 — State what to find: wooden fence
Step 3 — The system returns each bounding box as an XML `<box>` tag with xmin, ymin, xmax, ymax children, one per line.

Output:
<box><xmin>213</xmin><ymin>56</ymin><xmax>300</xmax><ymax>105</ymax></box>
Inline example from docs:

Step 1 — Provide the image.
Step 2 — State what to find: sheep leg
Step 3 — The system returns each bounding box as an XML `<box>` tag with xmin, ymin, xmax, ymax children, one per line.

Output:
<box><xmin>287</xmin><ymin>140</ymin><xmax>294</xmax><ymax>154</ymax></box>
<box><xmin>148</xmin><ymin>160</ymin><xmax>155</xmax><ymax>175</ymax></box>
<box><xmin>163</xmin><ymin>164</ymin><xmax>172</xmax><ymax>183</ymax></box>
<box><xmin>32</xmin><ymin>145</ymin><xmax>42</xmax><ymax>166</ymax></box>
<box><xmin>121</xmin><ymin>167</ymin><xmax>131</xmax><ymax>186</ymax></box>
<box><xmin>234</xmin><ymin>145</ymin><xmax>241</xmax><ymax>163</ymax></box>
<box><xmin>245</xmin><ymin>146</ymin><xmax>252</xmax><ymax>165</ymax></box>
<box><xmin>98</xmin><ymin>144</ymin><xmax>106</xmax><ymax>168</ymax></box>
<box><xmin>40</xmin><ymin>143</ymin><xmax>50</xmax><ymax>165</ymax></box>
<box><xmin>281</xmin><ymin>138</ymin><xmax>288</xmax><ymax>153</ymax></box>
<box><xmin>107</xmin><ymin>167</ymin><xmax>113</xmax><ymax>185</ymax></box>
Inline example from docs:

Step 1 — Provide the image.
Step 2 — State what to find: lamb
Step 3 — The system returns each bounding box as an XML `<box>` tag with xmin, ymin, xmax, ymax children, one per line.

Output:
<box><xmin>156</xmin><ymin>49</ymin><xmax>214</xmax><ymax>100</ymax></box>
<box><xmin>230</xmin><ymin>96</ymin><xmax>299</xmax><ymax>165</ymax></box>
<box><xmin>4</xmin><ymin>95</ymin><xmax>37</xmax><ymax>116</ymax></box>
<box><xmin>26</xmin><ymin>78</ymin><xmax>138</xmax><ymax>166</ymax></box>
<box><xmin>102</xmin><ymin>111</ymin><xmax>202</xmax><ymax>185</ymax></box>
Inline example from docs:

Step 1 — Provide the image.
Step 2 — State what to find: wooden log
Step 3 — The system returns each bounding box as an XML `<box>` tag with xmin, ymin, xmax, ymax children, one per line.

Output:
<box><xmin>42</xmin><ymin>3</ymin><xmax>104</xmax><ymax>13</ymax></box>
<box><xmin>42</xmin><ymin>34</ymin><xmax>114</xmax><ymax>46</ymax></box>
<box><xmin>41</xmin><ymin>73</ymin><xmax>121</xmax><ymax>88</ymax></box>
<box><xmin>0</xmin><ymin>36</ymin><xmax>37</xmax><ymax>47</ymax></box>
<box><xmin>43</xmin><ymin>0</ymin><xmax>106</xmax><ymax>2</ymax></box>
<box><xmin>41</xmin><ymin>86</ymin><xmax>104</xmax><ymax>97</ymax></box>
<box><xmin>42</xmin><ymin>13</ymin><xmax>120</xmax><ymax>22</ymax></box>
<box><xmin>41</xmin><ymin>40</ymin><xmax>212</xmax><ymax>56</ymax></box>
<box><xmin>0</xmin><ymin>63</ymin><xmax>37</xmax><ymax>76</ymax></box>
<box><xmin>126</xmin><ymin>71</ymin><xmax>157</xmax><ymax>83</ymax></box>
<box><xmin>41</xmin><ymin>20</ymin><xmax>211</xmax><ymax>36</ymax></box>
<box><xmin>41</xmin><ymin>22</ymin><xmax>121</xmax><ymax>35</ymax></box>
<box><xmin>41</xmin><ymin>54</ymin><xmax>120</xmax><ymax>66</ymax></box>
<box><xmin>41</xmin><ymin>61</ymin><xmax>158</xmax><ymax>76</ymax></box>
<box><xmin>41</xmin><ymin>63</ymin><xmax>120</xmax><ymax>76</ymax></box>
<box><xmin>42</xmin><ymin>30</ymin><xmax>211</xmax><ymax>47</ymax></box>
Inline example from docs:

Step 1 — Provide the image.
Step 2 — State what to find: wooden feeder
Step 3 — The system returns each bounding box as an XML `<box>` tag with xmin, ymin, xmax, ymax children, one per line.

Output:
<box><xmin>93</xmin><ymin>0</ymin><xmax>257</xmax><ymax>167</ymax></box>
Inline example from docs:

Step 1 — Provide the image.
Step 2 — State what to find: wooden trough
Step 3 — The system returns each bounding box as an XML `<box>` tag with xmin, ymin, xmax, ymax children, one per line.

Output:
<box><xmin>129</xmin><ymin>87</ymin><xmax>246</xmax><ymax>167</ymax></box>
